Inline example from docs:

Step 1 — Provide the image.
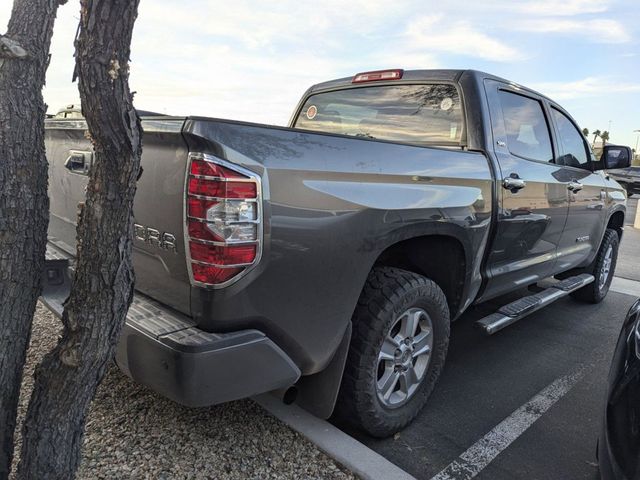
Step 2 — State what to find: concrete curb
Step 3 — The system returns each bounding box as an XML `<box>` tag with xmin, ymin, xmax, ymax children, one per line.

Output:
<box><xmin>254</xmin><ymin>394</ymin><xmax>417</xmax><ymax>480</ymax></box>
<box><xmin>611</xmin><ymin>276</ymin><xmax>640</xmax><ymax>297</ymax></box>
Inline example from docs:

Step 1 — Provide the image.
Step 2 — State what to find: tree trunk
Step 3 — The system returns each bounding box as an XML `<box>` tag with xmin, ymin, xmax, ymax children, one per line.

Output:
<box><xmin>17</xmin><ymin>0</ymin><xmax>142</xmax><ymax>478</ymax></box>
<box><xmin>0</xmin><ymin>1</ymin><xmax>66</xmax><ymax>476</ymax></box>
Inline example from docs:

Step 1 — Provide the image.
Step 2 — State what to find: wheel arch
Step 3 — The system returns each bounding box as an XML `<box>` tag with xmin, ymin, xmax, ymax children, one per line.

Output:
<box><xmin>372</xmin><ymin>232</ymin><xmax>470</xmax><ymax>319</ymax></box>
<box><xmin>606</xmin><ymin>209</ymin><xmax>625</xmax><ymax>241</ymax></box>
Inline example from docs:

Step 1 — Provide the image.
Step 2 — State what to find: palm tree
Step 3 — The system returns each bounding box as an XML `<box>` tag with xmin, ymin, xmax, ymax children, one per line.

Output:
<box><xmin>592</xmin><ymin>129</ymin><xmax>601</xmax><ymax>147</ymax></box>
<box><xmin>600</xmin><ymin>131</ymin><xmax>610</xmax><ymax>145</ymax></box>
<box><xmin>582</xmin><ymin>127</ymin><xmax>589</xmax><ymax>137</ymax></box>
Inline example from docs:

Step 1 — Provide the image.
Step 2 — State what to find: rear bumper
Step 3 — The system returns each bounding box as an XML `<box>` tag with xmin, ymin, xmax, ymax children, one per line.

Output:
<box><xmin>42</xmin><ymin>245</ymin><xmax>300</xmax><ymax>407</ymax></box>
<box><xmin>115</xmin><ymin>296</ymin><xmax>301</xmax><ymax>407</ymax></box>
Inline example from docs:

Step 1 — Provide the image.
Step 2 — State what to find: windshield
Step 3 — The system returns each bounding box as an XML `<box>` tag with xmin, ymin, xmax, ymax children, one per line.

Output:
<box><xmin>293</xmin><ymin>84</ymin><xmax>464</xmax><ymax>146</ymax></box>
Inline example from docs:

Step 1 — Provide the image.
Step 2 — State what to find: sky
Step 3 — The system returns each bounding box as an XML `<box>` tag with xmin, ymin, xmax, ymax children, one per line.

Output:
<box><xmin>1</xmin><ymin>0</ymin><xmax>639</xmax><ymax>148</ymax></box>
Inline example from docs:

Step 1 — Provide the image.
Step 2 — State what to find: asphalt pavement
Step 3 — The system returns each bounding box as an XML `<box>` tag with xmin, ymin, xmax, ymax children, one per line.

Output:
<box><xmin>617</xmin><ymin>196</ymin><xmax>639</xmax><ymax>282</ymax></box>
<box><xmin>337</xmin><ymin>198</ymin><xmax>639</xmax><ymax>480</ymax></box>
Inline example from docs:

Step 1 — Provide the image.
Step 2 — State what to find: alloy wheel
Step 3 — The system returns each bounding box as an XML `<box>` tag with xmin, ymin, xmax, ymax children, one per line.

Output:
<box><xmin>376</xmin><ymin>308</ymin><xmax>433</xmax><ymax>408</ymax></box>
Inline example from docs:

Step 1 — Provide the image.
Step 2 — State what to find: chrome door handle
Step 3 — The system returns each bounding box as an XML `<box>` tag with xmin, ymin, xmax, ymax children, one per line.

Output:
<box><xmin>64</xmin><ymin>150</ymin><xmax>93</xmax><ymax>175</ymax></box>
<box><xmin>503</xmin><ymin>175</ymin><xmax>526</xmax><ymax>192</ymax></box>
<box><xmin>567</xmin><ymin>181</ymin><xmax>583</xmax><ymax>193</ymax></box>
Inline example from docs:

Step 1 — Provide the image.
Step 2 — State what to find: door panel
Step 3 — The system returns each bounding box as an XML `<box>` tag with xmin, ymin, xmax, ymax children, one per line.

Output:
<box><xmin>555</xmin><ymin>169</ymin><xmax>606</xmax><ymax>270</ymax></box>
<box><xmin>549</xmin><ymin>107</ymin><xmax>607</xmax><ymax>271</ymax></box>
<box><xmin>479</xmin><ymin>80</ymin><xmax>569</xmax><ymax>301</ymax></box>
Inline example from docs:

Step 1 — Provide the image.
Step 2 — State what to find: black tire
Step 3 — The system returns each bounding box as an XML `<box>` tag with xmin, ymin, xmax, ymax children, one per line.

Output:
<box><xmin>335</xmin><ymin>267</ymin><xmax>450</xmax><ymax>437</ymax></box>
<box><xmin>571</xmin><ymin>228</ymin><xmax>619</xmax><ymax>303</ymax></box>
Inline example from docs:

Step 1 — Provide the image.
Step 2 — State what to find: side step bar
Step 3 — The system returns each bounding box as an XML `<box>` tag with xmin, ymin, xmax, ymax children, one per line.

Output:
<box><xmin>476</xmin><ymin>273</ymin><xmax>595</xmax><ymax>335</ymax></box>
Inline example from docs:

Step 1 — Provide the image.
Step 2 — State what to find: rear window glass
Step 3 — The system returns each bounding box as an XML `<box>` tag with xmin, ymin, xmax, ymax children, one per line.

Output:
<box><xmin>293</xmin><ymin>84</ymin><xmax>463</xmax><ymax>146</ymax></box>
<box><xmin>498</xmin><ymin>90</ymin><xmax>553</xmax><ymax>163</ymax></box>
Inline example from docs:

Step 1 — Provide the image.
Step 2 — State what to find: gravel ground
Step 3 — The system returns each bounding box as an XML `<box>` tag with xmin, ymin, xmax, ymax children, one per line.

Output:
<box><xmin>11</xmin><ymin>303</ymin><xmax>356</xmax><ymax>480</ymax></box>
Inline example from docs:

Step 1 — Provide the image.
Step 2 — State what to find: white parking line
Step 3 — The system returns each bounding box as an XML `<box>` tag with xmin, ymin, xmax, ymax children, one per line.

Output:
<box><xmin>430</xmin><ymin>367</ymin><xmax>586</xmax><ymax>480</ymax></box>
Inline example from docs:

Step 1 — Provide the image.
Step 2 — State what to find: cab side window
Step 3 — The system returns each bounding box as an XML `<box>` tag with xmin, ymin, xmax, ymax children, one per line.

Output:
<box><xmin>551</xmin><ymin>108</ymin><xmax>590</xmax><ymax>169</ymax></box>
<box><xmin>498</xmin><ymin>90</ymin><xmax>553</xmax><ymax>163</ymax></box>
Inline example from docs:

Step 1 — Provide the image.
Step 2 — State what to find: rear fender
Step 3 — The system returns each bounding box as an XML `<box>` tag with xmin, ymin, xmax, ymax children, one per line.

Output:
<box><xmin>370</xmin><ymin>223</ymin><xmax>479</xmax><ymax>319</ymax></box>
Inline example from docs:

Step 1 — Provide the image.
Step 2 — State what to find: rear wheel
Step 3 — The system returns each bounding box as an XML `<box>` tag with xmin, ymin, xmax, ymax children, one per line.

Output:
<box><xmin>571</xmin><ymin>228</ymin><xmax>619</xmax><ymax>303</ymax></box>
<box><xmin>336</xmin><ymin>267</ymin><xmax>450</xmax><ymax>437</ymax></box>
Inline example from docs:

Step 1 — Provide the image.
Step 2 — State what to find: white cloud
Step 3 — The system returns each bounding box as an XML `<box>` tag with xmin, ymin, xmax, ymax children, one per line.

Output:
<box><xmin>532</xmin><ymin>77</ymin><xmax>640</xmax><ymax>100</ymax></box>
<box><xmin>516</xmin><ymin>0</ymin><xmax>610</xmax><ymax>16</ymax></box>
<box><xmin>404</xmin><ymin>15</ymin><xmax>522</xmax><ymax>62</ymax></box>
<box><xmin>137</xmin><ymin>1</ymin><xmax>401</xmax><ymax>51</ymax></box>
<box><xmin>1</xmin><ymin>0</ymin><xmax>401</xmax><ymax>123</ymax></box>
<box><xmin>128</xmin><ymin>48</ymin><xmax>353</xmax><ymax>124</ymax></box>
<box><xmin>517</xmin><ymin>18</ymin><xmax>631</xmax><ymax>43</ymax></box>
<box><xmin>121</xmin><ymin>1</ymin><xmax>429</xmax><ymax>124</ymax></box>
<box><xmin>374</xmin><ymin>52</ymin><xmax>441</xmax><ymax>71</ymax></box>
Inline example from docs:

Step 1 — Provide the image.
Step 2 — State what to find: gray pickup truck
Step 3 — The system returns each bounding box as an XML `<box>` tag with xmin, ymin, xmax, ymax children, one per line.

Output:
<box><xmin>42</xmin><ymin>69</ymin><xmax>630</xmax><ymax>437</ymax></box>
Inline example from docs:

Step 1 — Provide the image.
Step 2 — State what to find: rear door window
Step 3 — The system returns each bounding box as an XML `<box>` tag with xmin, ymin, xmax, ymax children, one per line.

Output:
<box><xmin>294</xmin><ymin>84</ymin><xmax>464</xmax><ymax>146</ymax></box>
<box><xmin>498</xmin><ymin>90</ymin><xmax>553</xmax><ymax>163</ymax></box>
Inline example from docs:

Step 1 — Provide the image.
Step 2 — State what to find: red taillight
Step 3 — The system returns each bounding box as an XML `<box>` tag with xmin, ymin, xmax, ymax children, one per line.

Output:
<box><xmin>187</xmin><ymin>221</ymin><xmax>222</xmax><ymax>242</ymax></box>
<box><xmin>190</xmin><ymin>242</ymin><xmax>256</xmax><ymax>265</ymax></box>
<box><xmin>188</xmin><ymin>198</ymin><xmax>218</xmax><ymax>219</ymax></box>
<box><xmin>186</xmin><ymin>153</ymin><xmax>261</xmax><ymax>287</ymax></box>
<box><xmin>190</xmin><ymin>159</ymin><xmax>245</xmax><ymax>178</ymax></box>
<box><xmin>188</xmin><ymin>177</ymin><xmax>257</xmax><ymax>199</ymax></box>
<box><xmin>352</xmin><ymin>69</ymin><xmax>403</xmax><ymax>83</ymax></box>
<box><xmin>192</xmin><ymin>264</ymin><xmax>243</xmax><ymax>284</ymax></box>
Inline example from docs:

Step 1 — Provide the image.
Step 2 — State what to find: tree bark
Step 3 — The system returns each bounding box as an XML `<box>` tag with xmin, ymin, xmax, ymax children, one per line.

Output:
<box><xmin>0</xmin><ymin>1</ymin><xmax>66</xmax><ymax>477</ymax></box>
<box><xmin>17</xmin><ymin>1</ymin><xmax>142</xmax><ymax>478</ymax></box>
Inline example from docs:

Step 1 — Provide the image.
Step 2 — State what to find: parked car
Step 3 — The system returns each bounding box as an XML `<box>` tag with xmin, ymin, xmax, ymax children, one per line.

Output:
<box><xmin>607</xmin><ymin>157</ymin><xmax>640</xmax><ymax>197</ymax></box>
<box><xmin>599</xmin><ymin>298</ymin><xmax>640</xmax><ymax>479</ymax></box>
<box><xmin>42</xmin><ymin>69</ymin><xmax>630</xmax><ymax>436</ymax></box>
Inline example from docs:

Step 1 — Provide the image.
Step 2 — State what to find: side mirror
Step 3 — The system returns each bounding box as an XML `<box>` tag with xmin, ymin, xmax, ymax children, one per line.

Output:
<box><xmin>600</xmin><ymin>145</ymin><xmax>632</xmax><ymax>170</ymax></box>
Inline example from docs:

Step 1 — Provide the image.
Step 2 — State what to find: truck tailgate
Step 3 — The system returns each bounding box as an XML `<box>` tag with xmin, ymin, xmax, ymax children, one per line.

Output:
<box><xmin>45</xmin><ymin>117</ymin><xmax>192</xmax><ymax>316</ymax></box>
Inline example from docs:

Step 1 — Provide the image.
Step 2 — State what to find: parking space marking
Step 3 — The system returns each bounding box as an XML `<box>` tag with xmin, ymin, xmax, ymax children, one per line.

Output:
<box><xmin>430</xmin><ymin>367</ymin><xmax>586</xmax><ymax>480</ymax></box>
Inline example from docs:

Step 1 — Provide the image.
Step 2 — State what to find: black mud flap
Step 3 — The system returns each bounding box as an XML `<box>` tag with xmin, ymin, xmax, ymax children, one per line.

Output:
<box><xmin>41</xmin><ymin>259</ymin><xmax>71</xmax><ymax>318</ymax></box>
<box><xmin>294</xmin><ymin>322</ymin><xmax>352</xmax><ymax>419</ymax></box>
